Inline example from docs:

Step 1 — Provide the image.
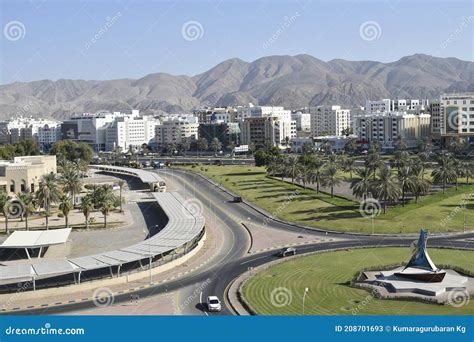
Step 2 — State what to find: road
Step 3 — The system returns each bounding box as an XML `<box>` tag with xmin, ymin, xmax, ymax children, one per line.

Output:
<box><xmin>9</xmin><ymin>169</ymin><xmax>474</xmax><ymax>315</ymax></box>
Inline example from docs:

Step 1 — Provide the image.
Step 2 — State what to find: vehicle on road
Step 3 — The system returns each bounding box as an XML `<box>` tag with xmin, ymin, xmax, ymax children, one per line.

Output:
<box><xmin>232</xmin><ymin>196</ymin><xmax>243</xmax><ymax>203</ymax></box>
<box><xmin>206</xmin><ymin>296</ymin><xmax>222</xmax><ymax>312</ymax></box>
<box><xmin>279</xmin><ymin>247</ymin><xmax>296</xmax><ymax>257</ymax></box>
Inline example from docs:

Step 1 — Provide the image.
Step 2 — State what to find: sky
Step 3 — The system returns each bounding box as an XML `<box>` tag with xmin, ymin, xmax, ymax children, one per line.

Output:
<box><xmin>0</xmin><ymin>0</ymin><xmax>473</xmax><ymax>84</ymax></box>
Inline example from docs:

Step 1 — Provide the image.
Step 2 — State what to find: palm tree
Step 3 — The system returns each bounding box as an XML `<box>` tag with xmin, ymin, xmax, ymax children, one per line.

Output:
<box><xmin>100</xmin><ymin>198</ymin><xmax>115</xmax><ymax>228</ymax></box>
<box><xmin>285</xmin><ymin>156</ymin><xmax>301</xmax><ymax>184</ymax></box>
<box><xmin>59</xmin><ymin>194</ymin><xmax>73</xmax><ymax>228</ymax></box>
<box><xmin>342</xmin><ymin>157</ymin><xmax>355</xmax><ymax>180</ymax></box>
<box><xmin>321</xmin><ymin>164</ymin><xmax>341</xmax><ymax>197</ymax></box>
<box><xmin>350</xmin><ymin>167</ymin><xmax>372</xmax><ymax>199</ymax></box>
<box><xmin>365</xmin><ymin>151</ymin><xmax>382</xmax><ymax>180</ymax></box>
<box><xmin>372</xmin><ymin>166</ymin><xmax>402</xmax><ymax>214</ymax></box>
<box><xmin>431</xmin><ymin>153</ymin><xmax>457</xmax><ymax>194</ymax></box>
<box><xmin>397</xmin><ymin>166</ymin><xmax>416</xmax><ymax>205</ymax></box>
<box><xmin>35</xmin><ymin>172</ymin><xmax>61</xmax><ymax>230</ymax></box>
<box><xmin>393</xmin><ymin>150</ymin><xmax>410</xmax><ymax>170</ymax></box>
<box><xmin>296</xmin><ymin>166</ymin><xmax>312</xmax><ymax>189</ymax></box>
<box><xmin>80</xmin><ymin>195</ymin><xmax>93</xmax><ymax>229</ymax></box>
<box><xmin>411</xmin><ymin>170</ymin><xmax>431</xmax><ymax>203</ymax></box>
<box><xmin>309</xmin><ymin>156</ymin><xmax>326</xmax><ymax>193</ymax></box>
<box><xmin>459</xmin><ymin>161</ymin><xmax>472</xmax><ymax>184</ymax></box>
<box><xmin>60</xmin><ymin>163</ymin><xmax>82</xmax><ymax>206</ymax></box>
<box><xmin>0</xmin><ymin>190</ymin><xmax>11</xmax><ymax>234</ymax></box>
<box><xmin>118</xmin><ymin>180</ymin><xmax>125</xmax><ymax>212</ymax></box>
<box><xmin>17</xmin><ymin>191</ymin><xmax>35</xmax><ymax>231</ymax></box>
<box><xmin>210</xmin><ymin>138</ymin><xmax>222</xmax><ymax>155</ymax></box>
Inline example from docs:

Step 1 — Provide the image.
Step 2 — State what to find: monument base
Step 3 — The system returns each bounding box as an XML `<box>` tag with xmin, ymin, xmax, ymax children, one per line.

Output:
<box><xmin>394</xmin><ymin>268</ymin><xmax>446</xmax><ymax>283</ymax></box>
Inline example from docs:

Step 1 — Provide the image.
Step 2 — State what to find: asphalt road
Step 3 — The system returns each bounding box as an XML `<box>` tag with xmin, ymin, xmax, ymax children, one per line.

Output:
<box><xmin>9</xmin><ymin>169</ymin><xmax>474</xmax><ymax>315</ymax></box>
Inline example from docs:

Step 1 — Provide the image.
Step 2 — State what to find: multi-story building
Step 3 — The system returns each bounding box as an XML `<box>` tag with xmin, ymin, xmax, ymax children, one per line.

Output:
<box><xmin>0</xmin><ymin>155</ymin><xmax>57</xmax><ymax>195</ymax></box>
<box><xmin>105</xmin><ymin>112</ymin><xmax>157</xmax><ymax>152</ymax></box>
<box><xmin>291</xmin><ymin>112</ymin><xmax>311</xmax><ymax>132</ymax></box>
<box><xmin>155</xmin><ymin>118</ymin><xmax>199</xmax><ymax>146</ymax></box>
<box><xmin>354</xmin><ymin>112</ymin><xmax>431</xmax><ymax>149</ymax></box>
<box><xmin>198</xmin><ymin>123</ymin><xmax>241</xmax><ymax>148</ymax></box>
<box><xmin>365</xmin><ymin>99</ymin><xmax>392</xmax><ymax>113</ymax></box>
<box><xmin>429</xmin><ymin>100</ymin><xmax>441</xmax><ymax>136</ymax></box>
<box><xmin>309</xmin><ymin>105</ymin><xmax>351</xmax><ymax>137</ymax></box>
<box><xmin>439</xmin><ymin>93</ymin><xmax>474</xmax><ymax>145</ymax></box>
<box><xmin>240</xmin><ymin>116</ymin><xmax>296</xmax><ymax>147</ymax></box>
<box><xmin>0</xmin><ymin>117</ymin><xmax>61</xmax><ymax>151</ymax></box>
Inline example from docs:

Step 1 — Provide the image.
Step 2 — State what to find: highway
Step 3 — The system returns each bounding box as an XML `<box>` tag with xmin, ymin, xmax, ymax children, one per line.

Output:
<box><xmin>10</xmin><ymin>168</ymin><xmax>474</xmax><ymax>315</ymax></box>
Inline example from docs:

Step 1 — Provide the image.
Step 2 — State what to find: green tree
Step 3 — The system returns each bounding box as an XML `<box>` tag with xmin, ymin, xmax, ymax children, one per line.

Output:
<box><xmin>60</xmin><ymin>163</ymin><xmax>82</xmax><ymax>206</ymax></box>
<box><xmin>411</xmin><ymin>170</ymin><xmax>431</xmax><ymax>203</ymax></box>
<box><xmin>459</xmin><ymin>161</ymin><xmax>472</xmax><ymax>184</ymax></box>
<box><xmin>397</xmin><ymin>166</ymin><xmax>416</xmax><ymax>205</ymax></box>
<box><xmin>210</xmin><ymin>138</ymin><xmax>222</xmax><ymax>154</ymax></box>
<box><xmin>309</xmin><ymin>156</ymin><xmax>326</xmax><ymax>193</ymax></box>
<box><xmin>51</xmin><ymin>140</ymin><xmax>94</xmax><ymax>165</ymax></box>
<box><xmin>35</xmin><ymin>172</ymin><xmax>61</xmax><ymax>230</ymax></box>
<box><xmin>321</xmin><ymin>164</ymin><xmax>341</xmax><ymax>198</ymax></box>
<box><xmin>180</xmin><ymin>137</ymin><xmax>191</xmax><ymax>156</ymax></box>
<box><xmin>350</xmin><ymin>167</ymin><xmax>372</xmax><ymax>199</ymax></box>
<box><xmin>431</xmin><ymin>153</ymin><xmax>457</xmax><ymax>194</ymax></box>
<box><xmin>372</xmin><ymin>166</ymin><xmax>402</xmax><ymax>214</ymax></box>
<box><xmin>80</xmin><ymin>195</ymin><xmax>93</xmax><ymax>229</ymax></box>
<box><xmin>58</xmin><ymin>194</ymin><xmax>73</xmax><ymax>228</ymax></box>
<box><xmin>0</xmin><ymin>190</ymin><xmax>11</xmax><ymax>234</ymax></box>
<box><xmin>196</xmin><ymin>138</ymin><xmax>208</xmax><ymax>157</ymax></box>
<box><xmin>284</xmin><ymin>156</ymin><xmax>301</xmax><ymax>184</ymax></box>
<box><xmin>17</xmin><ymin>191</ymin><xmax>35</xmax><ymax>231</ymax></box>
<box><xmin>118</xmin><ymin>180</ymin><xmax>125</xmax><ymax>212</ymax></box>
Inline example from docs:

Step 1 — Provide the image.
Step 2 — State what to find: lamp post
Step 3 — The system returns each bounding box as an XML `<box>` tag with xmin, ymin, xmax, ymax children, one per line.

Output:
<box><xmin>302</xmin><ymin>287</ymin><xmax>309</xmax><ymax>315</ymax></box>
<box><xmin>143</xmin><ymin>228</ymin><xmax>152</xmax><ymax>284</ymax></box>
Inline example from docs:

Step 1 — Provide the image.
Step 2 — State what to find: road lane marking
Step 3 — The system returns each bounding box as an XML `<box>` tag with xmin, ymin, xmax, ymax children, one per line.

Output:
<box><xmin>240</xmin><ymin>255</ymin><xmax>267</xmax><ymax>265</ymax></box>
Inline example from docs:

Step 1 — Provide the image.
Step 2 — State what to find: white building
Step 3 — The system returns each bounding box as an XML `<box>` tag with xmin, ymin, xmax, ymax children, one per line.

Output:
<box><xmin>155</xmin><ymin>118</ymin><xmax>199</xmax><ymax>146</ymax></box>
<box><xmin>291</xmin><ymin>112</ymin><xmax>311</xmax><ymax>131</ymax></box>
<box><xmin>105</xmin><ymin>111</ymin><xmax>157</xmax><ymax>152</ymax></box>
<box><xmin>309</xmin><ymin>105</ymin><xmax>351</xmax><ymax>137</ymax></box>
<box><xmin>354</xmin><ymin>111</ymin><xmax>431</xmax><ymax>149</ymax></box>
<box><xmin>0</xmin><ymin>117</ymin><xmax>61</xmax><ymax>151</ymax></box>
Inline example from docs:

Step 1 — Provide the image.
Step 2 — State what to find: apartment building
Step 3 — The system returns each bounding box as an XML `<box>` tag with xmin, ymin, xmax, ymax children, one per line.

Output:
<box><xmin>155</xmin><ymin>118</ymin><xmax>199</xmax><ymax>146</ymax></box>
<box><xmin>309</xmin><ymin>105</ymin><xmax>351</xmax><ymax>137</ymax></box>
<box><xmin>440</xmin><ymin>93</ymin><xmax>474</xmax><ymax>145</ymax></box>
<box><xmin>354</xmin><ymin>112</ymin><xmax>431</xmax><ymax>149</ymax></box>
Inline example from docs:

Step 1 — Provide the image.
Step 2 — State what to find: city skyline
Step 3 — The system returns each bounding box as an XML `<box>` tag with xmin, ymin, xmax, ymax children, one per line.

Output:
<box><xmin>1</xmin><ymin>0</ymin><xmax>473</xmax><ymax>84</ymax></box>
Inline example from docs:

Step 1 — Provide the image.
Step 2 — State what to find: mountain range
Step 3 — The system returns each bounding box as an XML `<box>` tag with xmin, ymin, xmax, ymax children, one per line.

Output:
<box><xmin>0</xmin><ymin>53</ymin><xmax>473</xmax><ymax>120</ymax></box>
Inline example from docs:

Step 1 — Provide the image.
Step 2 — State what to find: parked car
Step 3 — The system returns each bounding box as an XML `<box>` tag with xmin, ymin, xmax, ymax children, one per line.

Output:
<box><xmin>279</xmin><ymin>247</ymin><xmax>296</xmax><ymax>257</ymax></box>
<box><xmin>233</xmin><ymin>196</ymin><xmax>243</xmax><ymax>203</ymax></box>
<box><xmin>206</xmin><ymin>296</ymin><xmax>222</xmax><ymax>312</ymax></box>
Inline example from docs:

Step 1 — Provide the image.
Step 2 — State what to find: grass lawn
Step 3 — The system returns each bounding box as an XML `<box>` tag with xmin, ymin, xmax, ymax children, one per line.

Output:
<box><xmin>177</xmin><ymin>165</ymin><xmax>473</xmax><ymax>234</ymax></box>
<box><xmin>241</xmin><ymin>247</ymin><xmax>474</xmax><ymax>315</ymax></box>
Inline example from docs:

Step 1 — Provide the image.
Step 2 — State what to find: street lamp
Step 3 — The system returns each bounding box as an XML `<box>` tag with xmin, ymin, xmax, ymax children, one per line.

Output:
<box><xmin>143</xmin><ymin>227</ymin><xmax>152</xmax><ymax>284</ymax></box>
<box><xmin>302</xmin><ymin>287</ymin><xmax>309</xmax><ymax>315</ymax></box>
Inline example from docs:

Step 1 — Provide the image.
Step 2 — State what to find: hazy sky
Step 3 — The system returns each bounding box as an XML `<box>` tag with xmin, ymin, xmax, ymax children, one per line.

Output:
<box><xmin>1</xmin><ymin>0</ymin><xmax>473</xmax><ymax>84</ymax></box>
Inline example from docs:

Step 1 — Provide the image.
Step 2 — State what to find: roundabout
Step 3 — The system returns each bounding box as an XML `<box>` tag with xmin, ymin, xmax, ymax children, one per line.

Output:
<box><xmin>239</xmin><ymin>247</ymin><xmax>474</xmax><ymax>315</ymax></box>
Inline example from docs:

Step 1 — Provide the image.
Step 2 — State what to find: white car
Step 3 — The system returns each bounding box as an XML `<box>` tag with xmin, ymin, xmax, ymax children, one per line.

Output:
<box><xmin>206</xmin><ymin>296</ymin><xmax>222</xmax><ymax>312</ymax></box>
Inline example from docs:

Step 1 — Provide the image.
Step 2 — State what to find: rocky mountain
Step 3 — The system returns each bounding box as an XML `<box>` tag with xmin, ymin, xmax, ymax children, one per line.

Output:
<box><xmin>0</xmin><ymin>54</ymin><xmax>473</xmax><ymax>120</ymax></box>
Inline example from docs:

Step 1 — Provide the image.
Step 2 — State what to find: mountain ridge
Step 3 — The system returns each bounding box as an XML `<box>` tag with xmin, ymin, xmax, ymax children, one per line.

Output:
<box><xmin>0</xmin><ymin>53</ymin><xmax>473</xmax><ymax>120</ymax></box>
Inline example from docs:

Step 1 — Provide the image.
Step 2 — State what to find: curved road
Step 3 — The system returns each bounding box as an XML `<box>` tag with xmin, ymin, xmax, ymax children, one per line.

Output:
<box><xmin>9</xmin><ymin>169</ymin><xmax>474</xmax><ymax>315</ymax></box>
